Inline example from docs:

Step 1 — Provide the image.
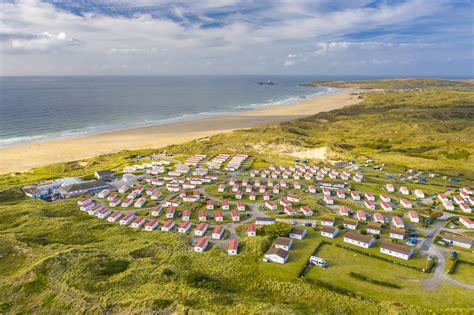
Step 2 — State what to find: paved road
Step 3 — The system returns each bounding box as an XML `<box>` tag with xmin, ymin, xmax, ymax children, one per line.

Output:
<box><xmin>418</xmin><ymin>216</ymin><xmax>447</xmax><ymax>254</ymax></box>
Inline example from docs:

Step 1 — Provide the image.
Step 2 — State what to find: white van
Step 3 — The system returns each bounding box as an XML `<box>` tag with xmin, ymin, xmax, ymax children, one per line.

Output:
<box><xmin>309</xmin><ymin>256</ymin><xmax>328</xmax><ymax>268</ymax></box>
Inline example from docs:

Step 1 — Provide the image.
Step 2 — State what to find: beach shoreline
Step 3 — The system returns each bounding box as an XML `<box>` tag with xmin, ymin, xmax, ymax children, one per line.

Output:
<box><xmin>0</xmin><ymin>91</ymin><xmax>362</xmax><ymax>174</ymax></box>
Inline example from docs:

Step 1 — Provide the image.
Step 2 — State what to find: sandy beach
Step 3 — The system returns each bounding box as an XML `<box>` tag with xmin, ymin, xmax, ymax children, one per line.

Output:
<box><xmin>0</xmin><ymin>91</ymin><xmax>361</xmax><ymax>174</ymax></box>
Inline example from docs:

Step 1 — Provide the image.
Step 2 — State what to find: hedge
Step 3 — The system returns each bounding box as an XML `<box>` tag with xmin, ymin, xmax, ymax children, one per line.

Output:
<box><xmin>447</xmin><ymin>258</ymin><xmax>458</xmax><ymax>274</ymax></box>
<box><xmin>348</xmin><ymin>272</ymin><xmax>402</xmax><ymax>289</ymax></box>
<box><xmin>298</xmin><ymin>240</ymin><xmax>330</xmax><ymax>278</ymax></box>
<box><xmin>334</xmin><ymin>244</ymin><xmax>425</xmax><ymax>272</ymax></box>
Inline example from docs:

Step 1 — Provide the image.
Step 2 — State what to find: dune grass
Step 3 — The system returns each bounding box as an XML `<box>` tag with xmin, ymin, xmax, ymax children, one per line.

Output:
<box><xmin>0</xmin><ymin>86</ymin><xmax>473</xmax><ymax>313</ymax></box>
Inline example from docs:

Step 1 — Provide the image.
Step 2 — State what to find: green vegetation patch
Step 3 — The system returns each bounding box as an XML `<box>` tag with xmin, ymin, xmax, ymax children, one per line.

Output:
<box><xmin>348</xmin><ymin>272</ymin><xmax>402</xmax><ymax>289</ymax></box>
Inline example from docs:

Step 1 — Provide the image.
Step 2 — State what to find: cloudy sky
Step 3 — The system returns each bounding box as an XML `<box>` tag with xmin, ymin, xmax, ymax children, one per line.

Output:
<box><xmin>1</xmin><ymin>0</ymin><xmax>472</xmax><ymax>76</ymax></box>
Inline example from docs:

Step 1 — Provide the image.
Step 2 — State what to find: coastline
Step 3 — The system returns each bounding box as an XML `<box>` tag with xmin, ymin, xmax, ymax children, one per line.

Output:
<box><xmin>0</xmin><ymin>91</ymin><xmax>362</xmax><ymax>174</ymax></box>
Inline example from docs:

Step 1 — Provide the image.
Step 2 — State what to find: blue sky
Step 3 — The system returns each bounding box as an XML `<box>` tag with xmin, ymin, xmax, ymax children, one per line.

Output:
<box><xmin>0</xmin><ymin>0</ymin><xmax>472</xmax><ymax>76</ymax></box>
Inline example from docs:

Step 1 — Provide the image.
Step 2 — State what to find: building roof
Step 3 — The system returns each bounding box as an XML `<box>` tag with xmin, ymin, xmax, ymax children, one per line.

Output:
<box><xmin>321</xmin><ymin>226</ymin><xmax>338</xmax><ymax>234</ymax></box>
<box><xmin>196</xmin><ymin>222</ymin><xmax>208</xmax><ymax>230</ymax></box>
<box><xmin>265</xmin><ymin>247</ymin><xmax>289</xmax><ymax>259</ymax></box>
<box><xmin>60</xmin><ymin>180</ymin><xmax>108</xmax><ymax>193</ymax></box>
<box><xmin>343</xmin><ymin>218</ymin><xmax>358</xmax><ymax>225</ymax></box>
<box><xmin>213</xmin><ymin>225</ymin><xmax>224</xmax><ymax>234</ymax></box>
<box><xmin>460</xmin><ymin>216</ymin><xmax>474</xmax><ymax>224</ymax></box>
<box><xmin>344</xmin><ymin>231</ymin><xmax>373</xmax><ymax>244</ymax></box>
<box><xmin>256</xmin><ymin>217</ymin><xmax>276</xmax><ymax>222</ymax></box>
<box><xmin>275</xmin><ymin>237</ymin><xmax>292</xmax><ymax>246</ymax></box>
<box><xmin>380</xmin><ymin>242</ymin><xmax>413</xmax><ymax>255</ymax></box>
<box><xmin>367</xmin><ymin>222</ymin><xmax>381</xmax><ymax>230</ymax></box>
<box><xmin>441</xmin><ymin>232</ymin><xmax>473</xmax><ymax>245</ymax></box>
<box><xmin>228</xmin><ymin>239</ymin><xmax>238</xmax><ymax>251</ymax></box>
<box><xmin>321</xmin><ymin>215</ymin><xmax>335</xmax><ymax>222</ymax></box>
<box><xmin>390</xmin><ymin>228</ymin><xmax>405</xmax><ymax>235</ymax></box>
<box><xmin>95</xmin><ymin>170</ymin><xmax>113</xmax><ymax>176</ymax></box>
<box><xmin>195</xmin><ymin>237</ymin><xmax>208</xmax><ymax>248</ymax></box>
<box><xmin>179</xmin><ymin>221</ymin><xmax>191</xmax><ymax>228</ymax></box>
<box><xmin>290</xmin><ymin>227</ymin><xmax>306</xmax><ymax>236</ymax></box>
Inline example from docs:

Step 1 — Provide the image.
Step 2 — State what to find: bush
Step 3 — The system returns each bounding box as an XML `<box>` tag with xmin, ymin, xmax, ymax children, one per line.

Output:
<box><xmin>98</xmin><ymin>259</ymin><xmax>130</xmax><ymax>276</ymax></box>
<box><xmin>186</xmin><ymin>273</ymin><xmax>230</xmax><ymax>291</ymax></box>
<box><xmin>23</xmin><ymin>273</ymin><xmax>47</xmax><ymax>295</ymax></box>
<box><xmin>152</xmin><ymin>299</ymin><xmax>172</xmax><ymax>310</ymax></box>
<box><xmin>429</xmin><ymin>211</ymin><xmax>443</xmax><ymax>221</ymax></box>
<box><xmin>0</xmin><ymin>303</ymin><xmax>11</xmax><ymax>312</ymax></box>
<box><xmin>263</xmin><ymin>222</ymin><xmax>292</xmax><ymax>239</ymax></box>
<box><xmin>161</xmin><ymin>268</ymin><xmax>174</xmax><ymax>277</ymax></box>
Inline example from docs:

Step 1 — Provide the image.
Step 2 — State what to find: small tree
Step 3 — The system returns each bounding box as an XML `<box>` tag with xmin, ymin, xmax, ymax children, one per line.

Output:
<box><xmin>264</xmin><ymin>222</ymin><xmax>292</xmax><ymax>239</ymax></box>
<box><xmin>429</xmin><ymin>211</ymin><xmax>443</xmax><ymax>221</ymax></box>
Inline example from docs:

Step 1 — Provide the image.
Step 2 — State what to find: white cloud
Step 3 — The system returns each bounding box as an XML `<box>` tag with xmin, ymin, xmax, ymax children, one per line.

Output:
<box><xmin>0</xmin><ymin>0</ymin><xmax>468</xmax><ymax>75</ymax></box>
<box><xmin>284</xmin><ymin>54</ymin><xmax>305</xmax><ymax>67</ymax></box>
<box><xmin>10</xmin><ymin>32</ymin><xmax>79</xmax><ymax>52</ymax></box>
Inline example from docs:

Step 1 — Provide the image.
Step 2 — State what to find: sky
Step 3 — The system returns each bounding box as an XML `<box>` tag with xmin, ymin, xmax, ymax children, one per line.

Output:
<box><xmin>0</xmin><ymin>0</ymin><xmax>473</xmax><ymax>76</ymax></box>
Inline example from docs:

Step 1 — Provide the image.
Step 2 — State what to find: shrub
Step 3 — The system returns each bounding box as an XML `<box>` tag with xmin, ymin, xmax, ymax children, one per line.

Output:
<box><xmin>161</xmin><ymin>268</ymin><xmax>174</xmax><ymax>277</ymax></box>
<box><xmin>186</xmin><ymin>273</ymin><xmax>229</xmax><ymax>291</ymax></box>
<box><xmin>23</xmin><ymin>273</ymin><xmax>47</xmax><ymax>295</ymax></box>
<box><xmin>0</xmin><ymin>303</ymin><xmax>11</xmax><ymax>312</ymax></box>
<box><xmin>98</xmin><ymin>259</ymin><xmax>130</xmax><ymax>276</ymax></box>
<box><xmin>152</xmin><ymin>299</ymin><xmax>172</xmax><ymax>310</ymax></box>
<box><xmin>263</xmin><ymin>222</ymin><xmax>292</xmax><ymax>239</ymax></box>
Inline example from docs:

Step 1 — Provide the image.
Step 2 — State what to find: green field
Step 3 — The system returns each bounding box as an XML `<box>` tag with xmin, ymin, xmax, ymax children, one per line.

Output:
<box><xmin>0</xmin><ymin>81</ymin><xmax>473</xmax><ymax>313</ymax></box>
<box><xmin>303</xmin><ymin>78</ymin><xmax>474</xmax><ymax>91</ymax></box>
<box><xmin>305</xmin><ymin>244</ymin><xmax>474</xmax><ymax>309</ymax></box>
<box><xmin>258</xmin><ymin>230</ymin><xmax>321</xmax><ymax>280</ymax></box>
<box><xmin>451</xmin><ymin>263</ymin><xmax>474</xmax><ymax>285</ymax></box>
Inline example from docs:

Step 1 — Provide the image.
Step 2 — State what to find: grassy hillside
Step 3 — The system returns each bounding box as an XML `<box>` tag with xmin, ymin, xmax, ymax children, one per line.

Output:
<box><xmin>304</xmin><ymin>78</ymin><xmax>474</xmax><ymax>91</ymax></box>
<box><xmin>0</xmin><ymin>88</ymin><xmax>473</xmax><ymax>313</ymax></box>
<box><xmin>166</xmin><ymin>89</ymin><xmax>474</xmax><ymax>178</ymax></box>
<box><xmin>0</xmin><ymin>198</ymin><xmax>420</xmax><ymax>314</ymax></box>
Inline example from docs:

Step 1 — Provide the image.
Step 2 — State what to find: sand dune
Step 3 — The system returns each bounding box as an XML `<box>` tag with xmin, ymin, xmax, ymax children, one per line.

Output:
<box><xmin>0</xmin><ymin>92</ymin><xmax>362</xmax><ymax>174</ymax></box>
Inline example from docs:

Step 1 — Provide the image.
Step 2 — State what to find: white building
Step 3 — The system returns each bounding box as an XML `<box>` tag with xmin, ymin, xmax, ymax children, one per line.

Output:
<box><xmin>380</xmin><ymin>242</ymin><xmax>413</xmax><ymax>260</ymax></box>
<box><xmin>263</xmin><ymin>248</ymin><xmax>289</xmax><ymax>264</ymax></box>
<box><xmin>343</xmin><ymin>231</ymin><xmax>375</xmax><ymax>248</ymax></box>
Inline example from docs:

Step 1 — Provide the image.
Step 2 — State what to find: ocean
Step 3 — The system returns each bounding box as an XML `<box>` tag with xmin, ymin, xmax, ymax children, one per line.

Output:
<box><xmin>0</xmin><ymin>75</ymin><xmax>336</xmax><ymax>147</ymax></box>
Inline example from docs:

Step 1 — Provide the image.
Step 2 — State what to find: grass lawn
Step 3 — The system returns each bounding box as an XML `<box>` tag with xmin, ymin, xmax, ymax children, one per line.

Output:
<box><xmin>258</xmin><ymin>229</ymin><xmax>321</xmax><ymax>281</ymax></box>
<box><xmin>305</xmin><ymin>243</ymin><xmax>474</xmax><ymax>308</ymax></box>
<box><xmin>451</xmin><ymin>263</ymin><xmax>474</xmax><ymax>285</ymax></box>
